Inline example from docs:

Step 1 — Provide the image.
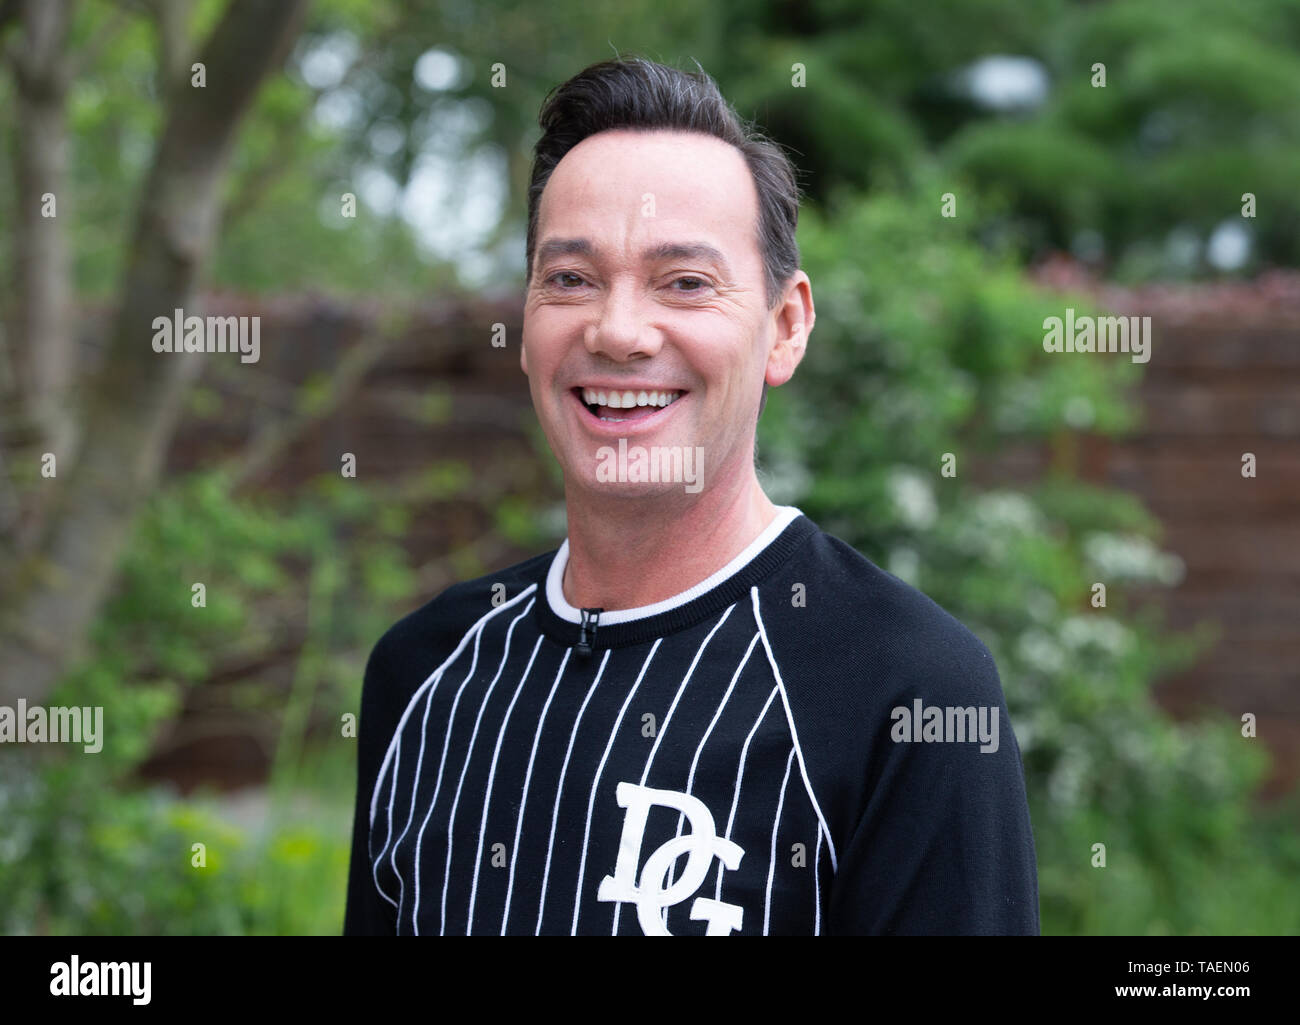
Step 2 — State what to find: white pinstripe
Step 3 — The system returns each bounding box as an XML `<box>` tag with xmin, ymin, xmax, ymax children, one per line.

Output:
<box><xmin>536</xmin><ymin>649</ymin><xmax>610</xmax><ymax>934</ymax></box>
<box><xmin>678</xmin><ymin>631</ymin><xmax>759</xmax><ymax>806</ymax></box>
<box><xmin>571</xmin><ymin>639</ymin><xmax>662</xmax><ymax>935</ymax></box>
<box><xmin>371</xmin><ymin>737</ymin><xmax>402</xmax><ymax>910</ymax></box>
<box><xmin>714</xmin><ymin>684</ymin><xmax>780</xmax><ymax>902</ymax></box>
<box><xmin>500</xmin><ymin>648</ymin><xmax>572</xmax><ymax>934</ymax></box>
<box><xmin>751</xmin><ymin>586</ymin><xmax>839</xmax><ymax>873</ymax></box>
<box><xmin>639</xmin><ymin>605</ymin><xmax>735</xmax><ymax>788</ymax></box>
<box><xmin>764</xmin><ymin>746</ymin><xmax>797</xmax><ymax>934</ymax></box>
<box><xmin>814</xmin><ymin>826</ymin><xmax>822</xmax><ymax>935</ymax></box>
<box><xmin>466</xmin><ymin>634</ymin><xmax>545</xmax><ymax>932</ymax></box>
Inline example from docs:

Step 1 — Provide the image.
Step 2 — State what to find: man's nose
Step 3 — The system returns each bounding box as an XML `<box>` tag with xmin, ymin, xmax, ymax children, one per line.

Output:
<box><xmin>584</xmin><ymin>281</ymin><xmax>662</xmax><ymax>361</ymax></box>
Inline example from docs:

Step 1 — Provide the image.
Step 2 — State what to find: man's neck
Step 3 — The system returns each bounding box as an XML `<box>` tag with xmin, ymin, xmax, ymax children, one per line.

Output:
<box><xmin>561</xmin><ymin>472</ymin><xmax>779</xmax><ymax>613</ymax></box>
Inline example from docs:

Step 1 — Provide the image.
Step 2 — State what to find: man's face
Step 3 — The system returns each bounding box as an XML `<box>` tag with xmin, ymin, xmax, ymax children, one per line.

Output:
<box><xmin>522</xmin><ymin>128</ymin><xmax>796</xmax><ymax>499</ymax></box>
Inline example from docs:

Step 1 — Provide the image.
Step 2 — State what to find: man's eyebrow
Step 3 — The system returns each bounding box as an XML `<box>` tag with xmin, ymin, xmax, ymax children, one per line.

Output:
<box><xmin>535</xmin><ymin>237</ymin><xmax>596</xmax><ymax>266</ymax></box>
<box><xmin>535</xmin><ymin>237</ymin><xmax>732</xmax><ymax>277</ymax></box>
<box><xmin>643</xmin><ymin>242</ymin><xmax>732</xmax><ymax>277</ymax></box>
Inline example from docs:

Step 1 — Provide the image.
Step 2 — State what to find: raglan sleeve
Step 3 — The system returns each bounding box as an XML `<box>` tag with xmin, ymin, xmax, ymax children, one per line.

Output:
<box><xmin>343</xmin><ymin>635</ymin><xmax>400</xmax><ymax>936</ymax></box>
<box><xmin>825</xmin><ymin>638</ymin><xmax>1040</xmax><ymax>936</ymax></box>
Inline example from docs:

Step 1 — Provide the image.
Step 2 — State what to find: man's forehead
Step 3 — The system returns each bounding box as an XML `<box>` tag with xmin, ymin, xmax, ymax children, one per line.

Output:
<box><xmin>537</xmin><ymin>129</ymin><xmax>759</xmax><ymax>266</ymax></box>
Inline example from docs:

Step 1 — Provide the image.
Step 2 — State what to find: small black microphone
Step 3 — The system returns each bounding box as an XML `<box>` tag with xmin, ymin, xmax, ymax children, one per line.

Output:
<box><xmin>576</xmin><ymin>607</ymin><xmax>602</xmax><ymax>657</ymax></box>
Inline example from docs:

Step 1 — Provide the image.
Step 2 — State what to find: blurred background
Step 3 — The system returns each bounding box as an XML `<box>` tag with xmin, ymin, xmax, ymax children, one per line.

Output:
<box><xmin>1</xmin><ymin>0</ymin><xmax>1298</xmax><ymax>935</ymax></box>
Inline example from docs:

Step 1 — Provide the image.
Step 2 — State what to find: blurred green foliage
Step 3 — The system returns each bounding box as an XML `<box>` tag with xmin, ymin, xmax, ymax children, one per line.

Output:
<box><xmin>711</xmin><ymin>0</ymin><xmax>1300</xmax><ymax>277</ymax></box>
<box><xmin>0</xmin><ymin>469</ymin><xmax>457</xmax><ymax>934</ymax></box>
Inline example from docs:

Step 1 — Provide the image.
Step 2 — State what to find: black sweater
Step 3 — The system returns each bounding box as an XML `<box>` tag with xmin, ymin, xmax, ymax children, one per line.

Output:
<box><xmin>344</xmin><ymin>507</ymin><xmax>1039</xmax><ymax>935</ymax></box>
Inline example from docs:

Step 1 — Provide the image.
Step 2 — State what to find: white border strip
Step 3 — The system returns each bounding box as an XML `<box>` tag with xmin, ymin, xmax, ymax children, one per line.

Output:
<box><xmin>546</xmin><ymin>505</ymin><xmax>803</xmax><ymax>625</ymax></box>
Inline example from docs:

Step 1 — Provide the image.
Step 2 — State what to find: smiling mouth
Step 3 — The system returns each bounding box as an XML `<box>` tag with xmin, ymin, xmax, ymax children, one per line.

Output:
<box><xmin>574</xmin><ymin>387</ymin><xmax>685</xmax><ymax>423</ymax></box>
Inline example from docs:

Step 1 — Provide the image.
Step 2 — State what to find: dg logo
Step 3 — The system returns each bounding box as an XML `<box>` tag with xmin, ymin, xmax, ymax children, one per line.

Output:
<box><xmin>597</xmin><ymin>781</ymin><xmax>745</xmax><ymax>935</ymax></box>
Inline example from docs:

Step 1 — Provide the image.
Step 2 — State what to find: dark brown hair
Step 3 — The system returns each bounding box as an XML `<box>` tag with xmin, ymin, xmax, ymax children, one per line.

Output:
<box><xmin>525</xmin><ymin>56</ymin><xmax>802</xmax><ymax>313</ymax></box>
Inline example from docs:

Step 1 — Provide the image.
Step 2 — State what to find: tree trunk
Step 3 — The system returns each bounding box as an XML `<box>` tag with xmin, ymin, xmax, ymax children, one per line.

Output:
<box><xmin>9</xmin><ymin>0</ymin><xmax>76</xmax><ymax>474</ymax></box>
<box><xmin>0</xmin><ymin>0</ymin><xmax>311</xmax><ymax>704</ymax></box>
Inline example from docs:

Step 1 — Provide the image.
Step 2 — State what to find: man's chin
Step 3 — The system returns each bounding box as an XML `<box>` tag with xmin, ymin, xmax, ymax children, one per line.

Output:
<box><xmin>577</xmin><ymin>479</ymin><xmax>700</xmax><ymax>500</ymax></box>
<box><xmin>562</xmin><ymin>440</ymin><xmax>709</xmax><ymax>499</ymax></box>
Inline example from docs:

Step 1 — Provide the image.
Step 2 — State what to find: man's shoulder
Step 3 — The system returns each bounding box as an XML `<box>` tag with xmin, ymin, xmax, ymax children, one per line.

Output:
<box><xmin>758</xmin><ymin>516</ymin><xmax>1020</xmax><ymax>855</ymax></box>
<box><xmin>761</xmin><ymin>518</ymin><xmax>1001</xmax><ymax>705</ymax></box>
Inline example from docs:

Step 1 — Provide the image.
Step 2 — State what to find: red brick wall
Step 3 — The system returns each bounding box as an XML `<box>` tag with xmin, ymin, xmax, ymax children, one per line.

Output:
<box><xmin>1033</xmin><ymin>267</ymin><xmax>1300</xmax><ymax>796</ymax></box>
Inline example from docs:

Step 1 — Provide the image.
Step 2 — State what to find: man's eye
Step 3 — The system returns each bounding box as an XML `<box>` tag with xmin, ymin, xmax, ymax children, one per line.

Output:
<box><xmin>547</xmin><ymin>272</ymin><xmax>586</xmax><ymax>288</ymax></box>
<box><xmin>671</xmin><ymin>276</ymin><xmax>709</xmax><ymax>292</ymax></box>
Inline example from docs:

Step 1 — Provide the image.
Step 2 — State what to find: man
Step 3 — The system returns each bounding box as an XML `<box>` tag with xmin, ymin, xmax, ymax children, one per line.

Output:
<box><xmin>344</xmin><ymin>56</ymin><xmax>1038</xmax><ymax>936</ymax></box>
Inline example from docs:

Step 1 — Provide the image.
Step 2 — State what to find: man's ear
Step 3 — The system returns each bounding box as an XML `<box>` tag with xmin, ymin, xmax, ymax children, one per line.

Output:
<box><xmin>520</xmin><ymin>338</ymin><xmax>529</xmax><ymax>376</ymax></box>
<box><xmin>765</xmin><ymin>270</ymin><xmax>814</xmax><ymax>387</ymax></box>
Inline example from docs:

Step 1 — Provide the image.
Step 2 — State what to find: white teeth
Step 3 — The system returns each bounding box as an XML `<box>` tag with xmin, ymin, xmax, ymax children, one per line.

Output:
<box><xmin>581</xmin><ymin>387</ymin><xmax>682</xmax><ymax>411</ymax></box>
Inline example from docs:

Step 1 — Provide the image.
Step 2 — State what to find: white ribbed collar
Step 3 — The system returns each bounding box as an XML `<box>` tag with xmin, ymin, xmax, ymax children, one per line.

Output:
<box><xmin>545</xmin><ymin>505</ymin><xmax>804</xmax><ymax>625</ymax></box>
